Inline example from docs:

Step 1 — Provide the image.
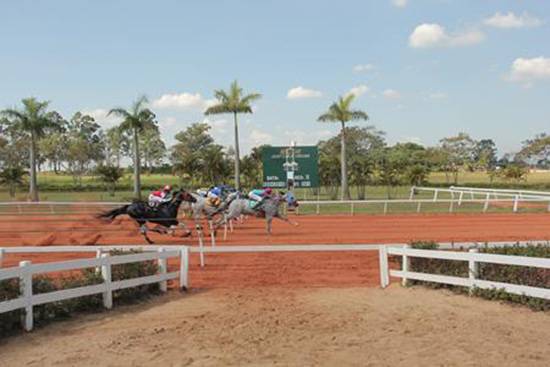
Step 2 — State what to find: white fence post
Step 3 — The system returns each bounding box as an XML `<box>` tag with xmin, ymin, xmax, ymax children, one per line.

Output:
<box><xmin>402</xmin><ymin>244</ymin><xmax>410</xmax><ymax>287</ymax></box>
<box><xmin>209</xmin><ymin>221</ymin><xmax>216</xmax><ymax>247</ymax></box>
<box><xmin>179</xmin><ymin>246</ymin><xmax>189</xmax><ymax>291</ymax></box>
<box><xmin>197</xmin><ymin>230</ymin><xmax>205</xmax><ymax>267</ymax></box>
<box><xmin>101</xmin><ymin>254</ymin><xmax>113</xmax><ymax>309</ymax></box>
<box><xmin>157</xmin><ymin>248</ymin><xmax>168</xmax><ymax>293</ymax></box>
<box><xmin>378</xmin><ymin>246</ymin><xmax>390</xmax><ymax>288</ymax></box>
<box><xmin>383</xmin><ymin>202</ymin><xmax>388</xmax><ymax>215</ymax></box>
<box><xmin>468</xmin><ymin>249</ymin><xmax>479</xmax><ymax>295</ymax></box>
<box><xmin>433</xmin><ymin>189</ymin><xmax>439</xmax><ymax>202</ymax></box>
<box><xmin>409</xmin><ymin>186</ymin><xmax>415</xmax><ymax>201</ymax></box>
<box><xmin>483</xmin><ymin>193</ymin><xmax>490</xmax><ymax>213</ymax></box>
<box><xmin>513</xmin><ymin>195</ymin><xmax>519</xmax><ymax>213</ymax></box>
<box><xmin>458</xmin><ymin>191</ymin><xmax>464</xmax><ymax>206</ymax></box>
<box><xmin>416</xmin><ymin>201</ymin><xmax>422</xmax><ymax>213</ymax></box>
<box><xmin>316</xmin><ymin>202</ymin><xmax>320</xmax><ymax>215</ymax></box>
<box><xmin>95</xmin><ymin>249</ymin><xmax>102</xmax><ymax>273</ymax></box>
<box><xmin>0</xmin><ymin>248</ymin><xmax>4</xmax><ymax>268</ymax></box>
<box><xmin>350</xmin><ymin>203</ymin><xmax>354</xmax><ymax>216</ymax></box>
<box><xmin>19</xmin><ymin>260</ymin><xmax>33</xmax><ymax>332</ymax></box>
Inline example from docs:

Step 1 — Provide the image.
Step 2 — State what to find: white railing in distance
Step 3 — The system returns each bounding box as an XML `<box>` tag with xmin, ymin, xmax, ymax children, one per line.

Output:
<box><xmin>379</xmin><ymin>246</ymin><xmax>550</xmax><ymax>300</ymax></box>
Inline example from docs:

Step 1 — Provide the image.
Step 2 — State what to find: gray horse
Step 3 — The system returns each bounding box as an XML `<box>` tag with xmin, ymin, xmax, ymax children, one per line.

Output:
<box><xmin>215</xmin><ymin>192</ymin><xmax>299</xmax><ymax>234</ymax></box>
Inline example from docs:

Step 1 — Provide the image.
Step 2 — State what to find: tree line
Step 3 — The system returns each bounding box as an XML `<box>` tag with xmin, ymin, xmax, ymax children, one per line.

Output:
<box><xmin>0</xmin><ymin>83</ymin><xmax>547</xmax><ymax>201</ymax></box>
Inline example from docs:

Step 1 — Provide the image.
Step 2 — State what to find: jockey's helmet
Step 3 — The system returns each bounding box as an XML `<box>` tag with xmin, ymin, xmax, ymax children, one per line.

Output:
<box><xmin>211</xmin><ymin>187</ymin><xmax>222</xmax><ymax>196</ymax></box>
<box><xmin>163</xmin><ymin>185</ymin><xmax>172</xmax><ymax>192</ymax></box>
<box><xmin>264</xmin><ymin>187</ymin><xmax>273</xmax><ymax>195</ymax></box>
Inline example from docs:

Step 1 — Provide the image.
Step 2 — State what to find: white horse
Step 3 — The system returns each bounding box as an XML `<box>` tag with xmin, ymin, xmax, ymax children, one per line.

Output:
<box><xmin>215</xmin><ymin>192</ymin><xmax>299</xmax><ymax>234</ymax></box>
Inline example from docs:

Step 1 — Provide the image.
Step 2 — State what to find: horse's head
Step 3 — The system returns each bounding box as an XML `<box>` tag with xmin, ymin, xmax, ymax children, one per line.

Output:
<box><xmin>274</xmin><ymin>191</ymin><xmax>299</xmax><ymax>208</ymax></box>
<box><xmin>176</xmin><ymin>189</ymin><xmax>197</xmax><ymax>203</ymax></box>
<box><xmin>283</xmin><ymin>191</ymin><xmax>299</xmax><ymax>208</ymax></box>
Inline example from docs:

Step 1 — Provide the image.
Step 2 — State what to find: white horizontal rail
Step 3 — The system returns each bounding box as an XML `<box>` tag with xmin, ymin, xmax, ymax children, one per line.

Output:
<box><xmin>0</xmin><ymin>201</ymin><xmax>125</xmax><ymax>206</ymax></box>
<box><xmin>414</xmin><ymin>186</ymin><xmax>549</xmax><ymax>200</ymax></box>
<box><xmin>190</xmin><ymin>244</ymin><xmax>383</xmax><ymax>253</ymax></box>
<box><xmin>381</xmin><ymin>246</ymin><xmax>550</xmax><ymax>300</ymax></box>
<box><xmin>0</xmin><ymin>247</ymin><xmax>187</xmax><ymax>332</ymax></box>
<box><xmin>451</xmin><ymin>186</ymin><xmax>550</xmax><ymax>198</ymax></box>
<box><xmin>387</xmin><ymin>247</ymin><xmax>550</xmax><ymax>269</ymax></box>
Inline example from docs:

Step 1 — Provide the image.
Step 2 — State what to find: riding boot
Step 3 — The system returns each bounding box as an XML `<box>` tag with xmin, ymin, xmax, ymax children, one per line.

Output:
<box><xmin>252</xmin><ymin>199</ymin><xmax>264</xmax><ymax>210</ymax></box>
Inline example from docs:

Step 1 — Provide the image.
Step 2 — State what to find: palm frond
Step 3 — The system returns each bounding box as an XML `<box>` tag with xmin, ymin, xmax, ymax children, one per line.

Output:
<box><xmin>205</xmin><ymin>103</ymin><xmax>232</xmax><ymax>115</ymax></box>
<box><xmin>350</xmin><ymin>110</ymin><xmax>369</xmax><ymax>121</ymax></box>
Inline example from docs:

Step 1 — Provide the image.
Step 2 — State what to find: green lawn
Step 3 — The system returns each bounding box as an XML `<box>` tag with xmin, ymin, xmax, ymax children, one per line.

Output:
<box><xmin>1</xmin><ymin>171</ymin><xmax>550</xmax><ymax>217</ymax></box>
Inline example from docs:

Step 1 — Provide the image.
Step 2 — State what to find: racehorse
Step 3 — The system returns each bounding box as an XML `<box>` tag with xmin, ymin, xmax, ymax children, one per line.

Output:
<box><xmin>97</xmin><ymin>189</ymin><xmax>197</xmax><ymax>244</ymax></box>
<box><xmin>215</xmin><ymin>191</ymin><xmax>299</xmax><ymax>234</ymax></box>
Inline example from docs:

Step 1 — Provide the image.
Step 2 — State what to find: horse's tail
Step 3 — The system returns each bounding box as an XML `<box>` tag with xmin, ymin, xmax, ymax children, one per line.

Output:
<box><xmin>97</xmin><ymin>205</ymin><xmax>129</xmax><ymax>221</ymax></box>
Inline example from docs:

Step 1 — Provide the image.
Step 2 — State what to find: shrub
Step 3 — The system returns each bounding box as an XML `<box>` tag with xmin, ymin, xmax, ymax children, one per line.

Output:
<box><xmin>406</xmin><ymin>241</ymin><xmax>550</xmax><ymax>311</ymax></box>
<box><xmin>0</xmin><ymin>250</ymin><xmax>161</xmax><ymax>339</ymax></box>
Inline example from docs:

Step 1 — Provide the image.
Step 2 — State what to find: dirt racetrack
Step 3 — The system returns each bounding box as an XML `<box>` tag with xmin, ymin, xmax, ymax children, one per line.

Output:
<box><xmin>1</xmin><ymin>212</ymin><xmax>550</xmax><ymax>288</ymax></box>
<box><xmin>2</xmin><ymin>286</ymin><xmax>550</xmax><ymax>367</ymax></box>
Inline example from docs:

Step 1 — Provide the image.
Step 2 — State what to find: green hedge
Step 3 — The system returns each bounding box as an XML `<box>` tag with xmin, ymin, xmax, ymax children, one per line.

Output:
<box><xmin>0</xmin><ymin>250</ymin><xmax>161</xmax><ymax>338</ymax></box>
<box><xmin>405</xmin><ymin>241</ymin><xmax>550</xmax><ymax>311</ymax></box>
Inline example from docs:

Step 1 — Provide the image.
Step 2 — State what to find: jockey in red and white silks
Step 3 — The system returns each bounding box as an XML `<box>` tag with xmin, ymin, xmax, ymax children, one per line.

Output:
<box><xmin>148</xmin><ymin>185</ymin><xmax>173</xmax><ymax>207</ymax></box>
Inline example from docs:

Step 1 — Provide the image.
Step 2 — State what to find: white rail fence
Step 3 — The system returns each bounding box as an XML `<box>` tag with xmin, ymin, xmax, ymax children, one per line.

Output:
<box><xmin>2</xmin><ymin>192</ymin><xmax>550</xmax><ymax>217</ymax></box>
<box><xmin>0</xmin><ymin>247</ymin><xmax>189</xmax><ymax>331</ymax></box>
<box><xmin>451</xmin><ymin>186</ymin><xmax>550</xmax><ymax>199</ymax></box>
<box><xmin>2</xmin><ymin>241</ymin><xmax>549</xmax><ymax>331</ymax></box>
<box><xmin>379</xmin><ymin>245</ymin><xmax>550</xmax><ymax>300</ymax></box>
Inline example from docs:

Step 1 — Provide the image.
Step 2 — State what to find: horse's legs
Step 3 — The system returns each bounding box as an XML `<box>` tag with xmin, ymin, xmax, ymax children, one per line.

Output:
<box><xmin>275</xmin><ymin>213</ymin><xmax>299</xmax><ymax>226</ymax></box>
<box><xmin>139</xmin><ymin>222</ymin><xmax>154</xmax><ymax>244</ymax></box>
<box><xmin>266</xmin><ymin>216</ymin><xmax>273</xmax><ymax>235</ymax></box>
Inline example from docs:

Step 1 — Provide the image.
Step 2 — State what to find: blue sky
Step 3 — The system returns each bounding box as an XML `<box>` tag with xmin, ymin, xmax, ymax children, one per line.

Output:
<box><xmin>1</xmin><ymin>0</ymin><xmax>550</xmax><ymax>155</ymax></box>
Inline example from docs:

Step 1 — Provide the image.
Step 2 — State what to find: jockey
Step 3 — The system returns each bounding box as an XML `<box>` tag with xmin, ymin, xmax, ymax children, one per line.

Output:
<box><xmin>148</xmin><ymin>185</ymin><xmax>173</xmax><ymax>208</ymax></box>
<box><xmin>206</xmin><ymin>186</ymin><xmax>222</xmax><ymax>207</ymax></box>
<box><xmin>249</xmin><ymin>187</ymin><xmax>273</xmax><ymax>210</ymax></box>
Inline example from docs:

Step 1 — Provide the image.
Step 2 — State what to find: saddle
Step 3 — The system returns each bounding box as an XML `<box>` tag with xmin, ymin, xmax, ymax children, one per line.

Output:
<box><xmin>206</xmin><ymin>197</ymin><xmax>222</xmax><ymax>208</ymax></box>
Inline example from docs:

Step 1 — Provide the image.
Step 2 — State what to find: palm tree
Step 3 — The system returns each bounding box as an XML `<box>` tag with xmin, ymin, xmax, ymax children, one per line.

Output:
<box><xmin>205</xmin><ymin>80</ymin><xmax>261</xmax><ymax>190</ymax></box>
<box><xmin>108</xmin><ymin>96</ymin><xmax>156</xmax><ymax>199</ymax></box>
<box><xmin>318</xmin><ymin>94</ymin><xmax>369</xmax><ymax>200</ymax></box>
<box><xmin>1</xmin><ymin>98</ymin><xmax>58</xmax><ymax>201</ymax></box>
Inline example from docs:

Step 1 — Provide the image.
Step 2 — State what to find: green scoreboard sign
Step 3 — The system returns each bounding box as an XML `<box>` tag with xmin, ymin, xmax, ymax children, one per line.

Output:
<box><xmin>262</xmin><ymin>145</ymin><xmax>319</xmax><ymax>188</ymax></box>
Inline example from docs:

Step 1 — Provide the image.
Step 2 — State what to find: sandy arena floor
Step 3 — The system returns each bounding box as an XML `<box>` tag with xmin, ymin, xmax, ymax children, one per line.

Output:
<box><xmin>1</xmin><ymin>286</ymin><xmax>549</xmax><ymax>367</ymax></box>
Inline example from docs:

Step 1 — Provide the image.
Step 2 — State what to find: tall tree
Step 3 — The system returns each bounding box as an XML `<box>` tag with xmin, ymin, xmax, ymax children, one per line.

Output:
<box><xmin>1</xmin><ymin>98</ymin><xmax>60</xmax><ymax>201</ymax></box>
<box><xmin>439</xmin><ymin>133</ymin><xmax>476</xmax><ymax>184</ymax></box>
<box><xmin>317</xmin><ymin>94</ymin><xmax>369</xmax><ymax>200</ymax></box>
<box><xmin>108</xmin><ymin>96</ymin><xmax>156</xmax><ymax>199</ymax></box>
<box><xmin>204</xmin><ymin>80</ymin><xmax>261</xmax><ymax>190</ymax></box>
<box><xmin>139</xmin><ymin>125</ymin><xmax>166</xmax><ymax>173</ymax></box>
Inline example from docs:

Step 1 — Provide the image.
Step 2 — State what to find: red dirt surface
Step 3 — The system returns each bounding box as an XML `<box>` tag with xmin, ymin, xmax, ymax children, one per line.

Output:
<box><xmin>1</xmin><ymin>212</ymin><xmax>550</xmax><ymax>288</ymax></box>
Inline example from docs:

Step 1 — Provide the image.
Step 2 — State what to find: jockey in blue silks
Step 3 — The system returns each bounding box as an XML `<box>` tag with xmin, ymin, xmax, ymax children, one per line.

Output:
<box><xmin>248</xmin><ymin>187</ymin><xmax>273</xmax><ymax>210</ymax></box>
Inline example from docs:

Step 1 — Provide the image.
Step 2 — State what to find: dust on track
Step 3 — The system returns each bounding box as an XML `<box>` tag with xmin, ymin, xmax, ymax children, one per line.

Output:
<box><xmin>1</xmin><ymin>212</ymin><xmax>550</xmax><ymax>288</ymax></box>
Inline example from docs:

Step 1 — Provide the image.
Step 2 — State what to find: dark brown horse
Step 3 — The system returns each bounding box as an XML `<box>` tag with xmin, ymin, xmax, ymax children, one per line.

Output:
<box><xmin>98</xmin><ymin>189</ymin><xmax>197</xmax><ymax>243</ymax></box>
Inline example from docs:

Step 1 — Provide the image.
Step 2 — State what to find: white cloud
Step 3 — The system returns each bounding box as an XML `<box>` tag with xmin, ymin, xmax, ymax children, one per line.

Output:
<box><xmin>152</xmin><ymin>92</ymin><xmax>216</xmax><ymax>111</ymax></box>
<box><xmin>80</xmin><ymin>108</ymin><xmax>120</xmax><ymax>128</ymax></box>
<box><xmin>250</xmin><ymin>129</ymin><xmax>273</xmax><ymax>145</ymax></box>
<box><xmin>287</xmin><ymin>86</ymin><xmax>322</xmax><ymax>99</ymax></box>
<box><xmin>353</xmin><ymin>64</ymin><xmax>375</xmax><ymax>73</ymax></box>
<box><xmin>508</xmin><ymin>57</ymin><xmax>550</xmax><ymax>84</ymax></box>
<box><xmin>484</xmin><ymin>12</ymin><xmax>542</xmax><ymax>29</ymax></box>
<box><xmin>409</xmin><ymin>23</ymin><xmax>484</xmax><ymax>48</ymax></box>
<box><xmin>160</xmin><ymin>117</ymin><xmax>177</xmax><ymax>128</ymax></box>
<box><xmin>284</xmin><ymin>129</ymin><xmax>333</xmax><ymax>145</ymax></box>
<box><xmin>204</xmin><ymin>117</ymin><xmax>229</xmax><ymax>134</ymax></box>
<box><xmin>428</xmin><ymin>92</ymin><xmax>447</xmax><ymax>100</ymax></box>
<box><xmin>383</xmin><ymin>89</ymin><xmax>401</xmax><ymax>99</ymax></box>
<box><xmin>401</xmin><ymin>136</ymin><xmax>424</xmax><ymax>146</ymax></box>
<box><xmin>346</xmin><ymin>84</ymin><xmax>370</xmax><ymax>98</ymax></box>
<box><xmin>391</xmin><ymin>0</ymin><xmax>408</xmax><ymax>8</ymax></box>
